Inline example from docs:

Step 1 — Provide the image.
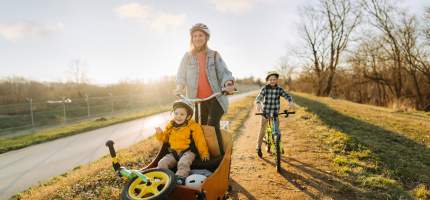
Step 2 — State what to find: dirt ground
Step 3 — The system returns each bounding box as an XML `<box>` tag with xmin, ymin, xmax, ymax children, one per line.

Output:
<box><xmin>228</xmin><ymin>110</ymin><xmax>356</xmax><ymax>200</ymax></box>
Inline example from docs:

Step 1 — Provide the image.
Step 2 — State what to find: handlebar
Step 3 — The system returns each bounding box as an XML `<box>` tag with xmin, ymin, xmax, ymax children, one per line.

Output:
<box><xmin>105</xmin><ymin>140</ymin><xmax>121</xmax><ymax>172</ymax></box>
<box><xmin>176</xmin><ymin>90</ymin><xmax>238</xmax><ymax>103</ymax></box>
<box><xmin>255</xmin><ymin>110</ymin><xmax>295</xmax><ymax>118</ymax></box>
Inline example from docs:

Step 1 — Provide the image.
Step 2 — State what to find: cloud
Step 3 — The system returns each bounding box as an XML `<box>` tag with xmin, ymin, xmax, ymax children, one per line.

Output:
<box><xmin>114</xmin><ymin>3</ymin><xmax>153</xmax><ymax>20</ymax></box>
<box><xmin>210</xmin><ymin>0</ymin><xmax>255</xmax><ymax>14</ymax></box>
<box><xmin>114</xmin><ymin>3</ymin><xmax>185</xmax><ymax>31</ymax></box>
<box><xmin>0</xmin><ymin>22</ymin><xmax>64</xmax><ymax>42</ymax></box>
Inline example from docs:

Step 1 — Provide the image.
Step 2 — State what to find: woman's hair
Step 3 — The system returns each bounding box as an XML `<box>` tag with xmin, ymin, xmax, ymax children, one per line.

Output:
<box><xmin>189</xmin><ymin>30</ymin><xmax>208</xmax><ymax>54</ymax></box>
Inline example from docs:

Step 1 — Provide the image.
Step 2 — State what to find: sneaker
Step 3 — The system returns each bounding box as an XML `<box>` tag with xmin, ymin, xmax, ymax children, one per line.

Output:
<box><xmin>175</xmin><ymin>175</ymin><xmax>186</xmax><ymax>185</ymax></box>
<box><xmin>256</xmin><ymin>148</ymin><xmax>262</xmax><ymax>158</ymax></box>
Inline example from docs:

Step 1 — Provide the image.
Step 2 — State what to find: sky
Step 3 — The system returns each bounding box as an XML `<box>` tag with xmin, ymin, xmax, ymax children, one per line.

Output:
<box><xmin>0</xmin><ymin>0</ymin><xmax>429</xmax><ymax>84</ymax></box>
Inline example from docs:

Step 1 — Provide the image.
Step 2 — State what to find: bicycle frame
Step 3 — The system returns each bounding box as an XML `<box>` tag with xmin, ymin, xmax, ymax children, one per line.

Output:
<box><xmin>256</xmin><ymin>110</ymin><xmax>295</xmax><ymax>172</ymax></box>
<box><xmin>265</xmin><ymin>114</ymin><xmax>283</xmax><ymax>154</ymax></box>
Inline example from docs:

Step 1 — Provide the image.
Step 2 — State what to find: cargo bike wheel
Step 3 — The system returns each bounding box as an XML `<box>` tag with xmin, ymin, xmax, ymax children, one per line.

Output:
<box><xmin>121</xmin><ymin>168</ymin><xmax>175</xmax><ymax>200</ymax></box>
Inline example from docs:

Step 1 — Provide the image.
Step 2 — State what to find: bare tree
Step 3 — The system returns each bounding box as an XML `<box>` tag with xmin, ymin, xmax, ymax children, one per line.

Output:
<box><xmin>276</xmin><ymin>56</ymin><xmax>295</xmax><ymax>89</ymax></box>
<box><xmin>398</xmin><ymin>14</ymin><xmax>425</xmax><ymax>108</ymax></box>
<box><xmin>424</xmin><ymin>8</ymin><xmax>430</xmax><ymax>41</ymax></box>
<box><xmin>67</xmin><ymin>59</ymin><xmax>89</xmax><ymax>85</ymax></box>
<box><xmin>300</xmin><ymin>0</ymin><xmax>360</xmax><ymax>96</ymax></box>
<box><xmin>66</xmin><ymin>59</ymin><xmax>90</xmax><ymax>97</ymax></box>
<box><xmin>362</xmin><ymin>0</ymin><xmax>405</xmax><ymax>100</ymax></box>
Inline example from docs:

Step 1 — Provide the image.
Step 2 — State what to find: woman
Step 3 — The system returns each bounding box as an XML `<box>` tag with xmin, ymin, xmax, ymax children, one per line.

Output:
<box><xmin>176</xmin><ymin>23</ymin><xmax>235</xmax><ymax>155</ymax></box>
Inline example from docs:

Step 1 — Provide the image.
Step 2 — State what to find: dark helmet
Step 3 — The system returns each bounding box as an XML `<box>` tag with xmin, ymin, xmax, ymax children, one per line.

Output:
<box><xmin>173</xmin><ymin>99</ymin><xmax>194</xmax><ymax>117</ymax></box>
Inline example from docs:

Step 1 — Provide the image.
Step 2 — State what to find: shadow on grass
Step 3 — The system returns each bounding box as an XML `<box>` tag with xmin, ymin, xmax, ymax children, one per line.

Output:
<box><xmin>260</xmin><ymin>156</ymin><xmax>358</xmax><ymax>200</ymax></box>
<box><xmin>293</xmin><ymin>94</ymin><xmax>430</xmax><ymax>196</ymax></box>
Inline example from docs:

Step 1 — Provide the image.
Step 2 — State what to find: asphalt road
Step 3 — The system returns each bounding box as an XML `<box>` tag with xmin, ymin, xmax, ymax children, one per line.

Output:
<box><xmin>0</xmin><ymin>91</ymin><xmax>254</xmax><ymax>199</ymax></box>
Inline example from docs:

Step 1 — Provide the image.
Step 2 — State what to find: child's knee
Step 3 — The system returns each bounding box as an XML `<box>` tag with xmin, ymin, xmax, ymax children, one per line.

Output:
<box><xmin>178</xmin><ymin>157</ymin><xmax>193</xmax><ymax>166</ymax></box>
<box><xmin>158</xmin><ymin>156</ymin><xmax>174</xmax><ymax>168</ymax></box>
<box><xmin>158</xmin><ymin>159</ymin><xmax>168</xmax><ymax>168</ymax></box>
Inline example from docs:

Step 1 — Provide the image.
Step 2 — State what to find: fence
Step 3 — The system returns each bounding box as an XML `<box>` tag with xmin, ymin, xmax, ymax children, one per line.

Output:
<box><xmin>0</xmin><ymin>94</ymin><xmax>175</xmax><ymax>136</ymax></box>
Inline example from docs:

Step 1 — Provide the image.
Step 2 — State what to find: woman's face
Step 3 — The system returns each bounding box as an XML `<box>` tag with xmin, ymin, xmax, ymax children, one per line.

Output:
<box><xmin>191</xmin><ymin>30</ymin><xmax>208</xmax><ymax>49</ymax></box>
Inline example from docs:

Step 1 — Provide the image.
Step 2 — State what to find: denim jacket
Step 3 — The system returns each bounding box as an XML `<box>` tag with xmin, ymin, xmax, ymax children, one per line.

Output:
<box><xmin>176</xmin><ymin>49</ymin><xmax>234</xmax><ymax>112</ymax></box>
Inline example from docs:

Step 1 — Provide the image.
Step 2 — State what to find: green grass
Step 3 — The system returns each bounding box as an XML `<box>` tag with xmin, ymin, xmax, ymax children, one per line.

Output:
<box><xmin>14</xmin><ymin>96</ymin><xmax>255</xmax><ymax>200</ymax></box>
<box><xmin>293</xmin><ymin>92</ymin><xmax>430</xmax><ymax>199</ymax></box>
<box><xmin>0</xmin><ymin>104</ymin><xmax>170</xmax><ymax>154</ymax></box>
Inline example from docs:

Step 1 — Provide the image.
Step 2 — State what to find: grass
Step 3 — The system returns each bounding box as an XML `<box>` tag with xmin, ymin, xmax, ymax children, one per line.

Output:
<box><xmin>0</xmin><ymin>104</ymin><xmax>170</xmax><ymax>154</ymax></box>
<box><xmin>292</xmin><ymin>92</ymin><xmax>430</xmax><ymax>199</ymax></box>
<box><xmin>14</xmin><ymin>95</ymin><xmax>255</xmax><ymax>200</ymax></box>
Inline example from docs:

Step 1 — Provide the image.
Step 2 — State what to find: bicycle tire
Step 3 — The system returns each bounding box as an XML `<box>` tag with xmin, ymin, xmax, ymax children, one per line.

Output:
<box><xmin>275</xmin><ymin>134</ymin><xmax>281</xmax><ymax>173</ymax></box>
<box><xmin>121</xmin><ymin>168</ymin><xmax>175</xmax><ymax>200</ymax></box>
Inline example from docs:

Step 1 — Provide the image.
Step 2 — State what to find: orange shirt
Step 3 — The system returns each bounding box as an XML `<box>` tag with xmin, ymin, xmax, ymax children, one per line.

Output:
<box><xmin>197</xmin><ymin>52</ymin><xmax>213</xmax><ymax>98</ymax></box>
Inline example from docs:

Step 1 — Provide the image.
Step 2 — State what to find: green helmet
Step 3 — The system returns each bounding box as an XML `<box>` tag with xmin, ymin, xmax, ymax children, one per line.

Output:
<box><xmin>173</xmin><ymin>99</ymin><xmax>194</xmax><ymax>117</ymax></box>
<box><xmin>265</xmin><ymin>71</ymin><xmax>279</xmax><ymax>81</ymax></box>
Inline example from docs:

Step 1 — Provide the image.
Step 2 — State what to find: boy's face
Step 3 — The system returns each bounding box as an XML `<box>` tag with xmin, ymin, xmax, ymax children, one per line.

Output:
<box><xmin>267</xmin><ymin>75</ymin><xmax>278</xmax><ymax>86</ymax></box>
<box><xmin>173</xmin><ymin>107</ymin><xmax>189</xmax><ymax>125</ymax></box>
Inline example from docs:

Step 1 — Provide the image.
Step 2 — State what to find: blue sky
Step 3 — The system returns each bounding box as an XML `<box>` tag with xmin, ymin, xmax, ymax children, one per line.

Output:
<box><xmin>0</xmin><ymin>0</ymin><xmax>429</xmax><ymax>84</ymax></box>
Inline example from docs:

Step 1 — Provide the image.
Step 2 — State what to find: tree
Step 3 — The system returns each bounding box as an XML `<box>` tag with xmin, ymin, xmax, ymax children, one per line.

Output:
<box><xmin>300</xmin><ymin>0</ymin><xmax>360</xmax><ymax>96</ymax></box>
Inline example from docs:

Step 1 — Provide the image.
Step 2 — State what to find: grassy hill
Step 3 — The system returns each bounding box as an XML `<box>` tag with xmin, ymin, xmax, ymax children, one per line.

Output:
<box><xmin>292</xmin><ymin>92</ymin><xmax>430</xmax><ymax>199</ymax></box>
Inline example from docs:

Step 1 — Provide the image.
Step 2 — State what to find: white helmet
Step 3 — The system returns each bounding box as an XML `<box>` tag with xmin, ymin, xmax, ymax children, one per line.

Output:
<box><xmin>185</xmin><ymin>174</ymin><xmax>207</xmax><ymax>189</ymax></box>
<box><xmin>190</xmin><ymin>23</ymin><xmax>210</xmax><ymax>38</ymax></box>
<box><xmin>173</xmin><ymin>99</ymin><xmax>194</xmax><ymax>117</ymax></box>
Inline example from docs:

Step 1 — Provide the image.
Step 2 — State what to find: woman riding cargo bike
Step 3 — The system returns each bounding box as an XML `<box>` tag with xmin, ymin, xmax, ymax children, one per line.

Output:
<box><xmin>105</xmin><ymin>22</ymin><xmax>236</xmax><ymax>200</ymax></box>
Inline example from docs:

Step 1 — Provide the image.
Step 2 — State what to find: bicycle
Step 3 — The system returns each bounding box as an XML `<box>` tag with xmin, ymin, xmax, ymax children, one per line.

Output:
<box><xmin>255</xmin><ymin>109</ymin><xmax>295</xmax><ymax>172</ymax></box>
<box><xmin>106</xmin><ymin>140</ymin><xmax>176</xmax><ymax>200</ymax></box>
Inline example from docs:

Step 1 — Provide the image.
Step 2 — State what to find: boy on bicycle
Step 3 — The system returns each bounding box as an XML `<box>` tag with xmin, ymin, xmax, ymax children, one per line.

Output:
<box><xmin>155</xmin><ymin>99</ymin><xmax>210</xmax><ymax>184</ymax></box>
<box><xmin>255</xmin><ymin>71</ymin><xmax>295</xmax><ymax>158</ymax></box>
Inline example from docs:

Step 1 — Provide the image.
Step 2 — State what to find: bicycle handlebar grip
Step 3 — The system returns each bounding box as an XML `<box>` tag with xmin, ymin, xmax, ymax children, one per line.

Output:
<box><xmin>106</xmin><ymin>140</ymin><xmax>122</xmax><ymax>172</ymax></box>
<box><xmin>288</xmin><ymin>112</ymin><xmax>296</xmax><ymax>114</ymax></box>
<box><xmin>105</xmin><ymin>140</ymin><xmax>116</xmax><ymax>158</ymax></box>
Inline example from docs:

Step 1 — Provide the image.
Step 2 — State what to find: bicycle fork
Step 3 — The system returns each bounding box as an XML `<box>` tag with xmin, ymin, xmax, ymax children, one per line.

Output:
<box><xmin>272</xmin><ymin>117</ymin><xmax>284</xmax><ymax>154</ymax></box>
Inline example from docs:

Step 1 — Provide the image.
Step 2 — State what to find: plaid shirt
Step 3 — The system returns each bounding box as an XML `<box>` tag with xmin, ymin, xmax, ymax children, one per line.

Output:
<box><xmin>255</xmin><ymin>85</ymin><xmax>293</xmax><ymax>115</ymax></box>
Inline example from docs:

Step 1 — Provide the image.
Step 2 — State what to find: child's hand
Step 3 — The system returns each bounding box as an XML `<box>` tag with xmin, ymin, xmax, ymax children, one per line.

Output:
<box><xmin>288</xmin><ymin>102</ymin><xmax>297</xmax><ymax>110</ymax></box>
<box><xmin>202</xmin><ymin>156</ymin><xmax>210</xmax><ymax>162</ymax></box>
<box><xmin>155</xmin><ymin>127</ymin><xmax>162</xmax><ymax>135</ymax></box>
<box><xmin>256</xmin><ymin>103</ymin><xmax>262</xmax><ymax>112</ymax></box>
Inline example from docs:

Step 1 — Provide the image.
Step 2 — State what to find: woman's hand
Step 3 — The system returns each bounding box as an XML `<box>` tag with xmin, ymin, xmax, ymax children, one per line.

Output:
<box><xmin>174</xmin><ymin>85</ymin><xmax>185</xmax><ymax>95</ymax></box>
<box><xmin>224</xmin><ymin>80</ymin><xmax>235</xmax><ymax>94</ymax></box>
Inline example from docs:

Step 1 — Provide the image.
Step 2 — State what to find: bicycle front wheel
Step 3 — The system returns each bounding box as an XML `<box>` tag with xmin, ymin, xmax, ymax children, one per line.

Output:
<box><xmin>274</xmin><ymin>134</ymin><xmax>281</xmax><ymax>173</ymax></box>
<box><xmin>121</xmin><ymin>168</ymin><xmax>175</xmax><ymax>200</ymax></box>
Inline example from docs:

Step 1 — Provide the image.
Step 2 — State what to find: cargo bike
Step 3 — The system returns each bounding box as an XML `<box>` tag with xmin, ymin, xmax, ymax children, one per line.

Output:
<box><xmin>106</xmin><ymin>92</ymin><xmax>234</xmax><ymax>200</ymax></box>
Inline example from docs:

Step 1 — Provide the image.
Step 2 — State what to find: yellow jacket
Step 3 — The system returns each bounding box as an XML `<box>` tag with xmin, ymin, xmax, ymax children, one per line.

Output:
<box><xmin>156</xmin><ymin>120</ymin><xmax>209</xmax><ymax>159</ymax></box>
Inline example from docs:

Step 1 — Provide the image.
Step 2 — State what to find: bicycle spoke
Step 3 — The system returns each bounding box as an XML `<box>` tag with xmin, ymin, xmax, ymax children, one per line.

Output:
<box><xmin>136</xmin><ymin>187</ymin><xmax>151</xmax><ymax>198</ymax></box>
